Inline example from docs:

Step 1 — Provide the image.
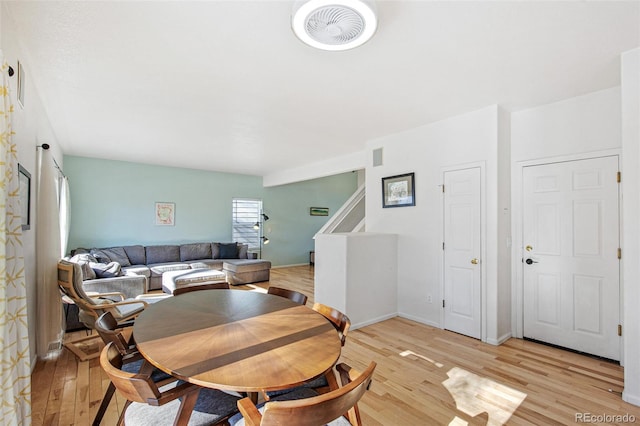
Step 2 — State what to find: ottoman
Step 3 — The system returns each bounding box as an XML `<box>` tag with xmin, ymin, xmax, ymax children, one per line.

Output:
<box><xmin>162</xmin><ymin>268</ymin><xmax>227</xmax><ymax>294</ymax></box>
<box><xmin>223</xmin><ymin>260</ymin><xmax>272</xmax><ymax>285</ymax></box>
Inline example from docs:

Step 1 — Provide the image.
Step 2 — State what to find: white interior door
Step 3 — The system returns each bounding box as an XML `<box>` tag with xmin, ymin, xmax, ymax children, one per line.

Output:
<box><xmin>523</xmin><ymin>156</ymin><xmax>620</xmax><ymax>360</ymax></box>
<box><xmin>443</xmin><ymin>167</ymin><xmax>481</xmax><ymax>339</ymax></box>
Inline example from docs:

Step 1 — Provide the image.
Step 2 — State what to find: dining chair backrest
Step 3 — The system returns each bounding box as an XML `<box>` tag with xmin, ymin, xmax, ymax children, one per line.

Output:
<box><xmin>100</xmin><ymin>342</ymin><xmax>163</xmax><ymax>403</ymax></box>
<box><xmin>240</xmin><ymin>361</ymin><xmax>376</xmax><ymax>426</ymax></box>
<box><xmin>101</xmin><ymin>342</ymin><xmax>241</xmax><ymax>426</ymax></box>
<box><xmin>267</xmin><ymin>286</ymin><xmax>308</xmax><ymax>306</ymax></box>
<box><xmin>312</xmin><ymin>303</ymin><xmax>351</xmax><ymax>346</ymax></box>
<box><xmin>94</xmin><ymin>311</ymin><xmax>136</xmax><ymax>356</ymax></box>
<box><xmin>173</xmin><ymin>282</ymin><xmax>230</xmax><ymax>295</ymax></box>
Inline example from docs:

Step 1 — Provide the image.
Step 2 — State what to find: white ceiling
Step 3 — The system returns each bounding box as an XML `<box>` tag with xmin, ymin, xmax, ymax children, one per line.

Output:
<box><xmin>4</xmin><ymin>1</ymin><xmax>639</xmax><ymax>179</ymax></box>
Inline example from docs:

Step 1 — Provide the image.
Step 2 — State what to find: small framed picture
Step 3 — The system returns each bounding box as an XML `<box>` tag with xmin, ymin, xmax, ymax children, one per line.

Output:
<box><xmin>18</xmin><ymin>164</ymin><xmax>31</xmax><ymax>230</ymax></box>
<box><xmin>382</xmin><ymin>172</ymin><xmax>415</xmax><ymax>208</ymax></box>
<box><xmin>310</xmin><ymin>207</ymin><xmax>329</xmax><ymax>216</ymax></box>
<box><xmin>155</xmin><ymin>202</ymin><xmax>175</xmax><ymax>226</ymax></box>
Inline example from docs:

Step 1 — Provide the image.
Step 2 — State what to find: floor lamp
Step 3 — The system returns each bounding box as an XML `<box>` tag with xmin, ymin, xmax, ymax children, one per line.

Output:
<box><xmin>254</xmin><ymin>213</ymin><xmax>270</xmax><ymax>259</ymax></box>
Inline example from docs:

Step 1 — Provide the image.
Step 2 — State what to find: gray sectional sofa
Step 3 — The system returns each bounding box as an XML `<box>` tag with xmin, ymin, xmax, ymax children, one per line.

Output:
<box><xmin>69</xmin><ymin>242</ymin><xmax>271</xmax><ymax>291</ymax></box>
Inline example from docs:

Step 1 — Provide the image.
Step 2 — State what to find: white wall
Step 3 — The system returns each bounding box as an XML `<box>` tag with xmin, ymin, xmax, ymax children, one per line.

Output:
<box><xmin>2</xmin><ymin>6</ymin><xmax>64</xmax><ymax>364</ymax></box>
<box><xmin>365</xmin><ymin>106</ymin><xmax>511</xmax><ymax>344</ymax></box>
<box><xmin>315</xmin><ymin>232</ymin><xmax>397</xmax><ymax>329</ymax></box>
<box><xmin>512</xmin><ymin>87</ymin><xmax>621</xmax><ymax>162</ymax></box>
<box><xmin>621</xmin><ymin>48</ymin><xmax>640</xmax><ymax>406</ymax></box>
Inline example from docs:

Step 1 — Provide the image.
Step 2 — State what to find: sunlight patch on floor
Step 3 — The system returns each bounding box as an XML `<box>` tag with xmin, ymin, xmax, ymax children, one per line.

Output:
<box><xmin>399</xmin><ymin>349</ymin><xmax>444</xmax><ymax>368</ymax></box>
<box><xmin>442</xmin><ymin>367</ymin><xmax>527</xmax><ymax>426</ymax></box>
<box><xmin>245</xmin><ymin>284</ymin><xmax>267</xmax><ymax>293</ymax></box>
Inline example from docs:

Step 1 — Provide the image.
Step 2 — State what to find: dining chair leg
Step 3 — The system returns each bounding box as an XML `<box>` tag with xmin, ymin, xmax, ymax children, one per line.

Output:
<box><xmin>173</xmin><ymin>389</ymin><xmax>200</xmax><ymax>426</ymax></box>
<box><xmin>92</xmin><ymin>381</ymin><xmax>116</xmax><ymax>426</ymax></box>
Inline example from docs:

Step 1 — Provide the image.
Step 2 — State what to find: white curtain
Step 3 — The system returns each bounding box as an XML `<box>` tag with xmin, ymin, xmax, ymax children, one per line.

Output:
<box><xmin>35</xmin><ymin>146</ymin><xmax>63</xmax><ymax>358</ymax></box>
<box><xmin>58</xmin><ymin>175</ymin><xmax>70</xmax><ymax>257</ymax></box>
<box><xmin>0</xmin><ymin>57</ymin><xmax>31</xmax><ymax>424</ymax></box>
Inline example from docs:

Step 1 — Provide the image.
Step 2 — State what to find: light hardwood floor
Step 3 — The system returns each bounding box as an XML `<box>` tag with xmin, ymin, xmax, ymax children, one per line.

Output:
<box><xmin>33</xmin><ymin>265</ymin><xmax>640</xmax><ymax>425</ymax></box>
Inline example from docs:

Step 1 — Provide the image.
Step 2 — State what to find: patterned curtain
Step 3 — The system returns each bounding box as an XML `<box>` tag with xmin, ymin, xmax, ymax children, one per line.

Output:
<box><xmin>0</xmin><ymin>58</ymin><xmax>31</xmax><ymax>423</ymax></box>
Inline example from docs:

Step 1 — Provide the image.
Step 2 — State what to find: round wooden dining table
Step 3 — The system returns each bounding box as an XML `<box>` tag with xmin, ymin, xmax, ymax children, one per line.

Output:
<box><xmin>133</xmin><ymin>289</ymin><xmax>342</xmax><ymax>394</ymax></box>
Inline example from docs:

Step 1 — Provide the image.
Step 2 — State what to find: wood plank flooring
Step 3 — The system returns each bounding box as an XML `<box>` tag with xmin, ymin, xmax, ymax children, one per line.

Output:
<box><xmin>32</xmin><ymin>265</ymin><xmax>640</xmax><ymax>425</ymax></box>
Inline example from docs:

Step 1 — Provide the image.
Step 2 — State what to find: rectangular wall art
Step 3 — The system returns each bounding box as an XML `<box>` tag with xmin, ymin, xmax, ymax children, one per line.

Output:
<box><xmin>155</xmin><ymin>202</ymin><xmax>175</xmax><ymax>226</ymax></box>
<box><xmin>310</xmin><ymin>207</ymin><xmax>329</xmax><ymax>216</ymax></box>
<box><xmin>382</xmin><ymin>172</ymin><xmax>415</xmax><ymax>208</ymax></box>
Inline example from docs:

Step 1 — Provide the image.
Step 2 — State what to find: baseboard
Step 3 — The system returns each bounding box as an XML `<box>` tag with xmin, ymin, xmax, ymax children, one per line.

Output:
<box><xmin>622</xmin><ymin>390</ymin><xmax>640</xmax><ymax>407</ymax></box>
<box><xmin>272</xmin><ymin>263</ymin><xmax>310</xmax><ymax>269</ymax></box>
<box><xmin>486</xmin><ymin>332</ymin><xmax>512</xmax><ymax>346</ymax></box>
<box><xmin>397</xmin><ymin>313</ymin><xmax>441</xmax><ymax>329</ymax></box>
<box><xmin>351</xmin><ymin>312</ymin><xmax>398</xmax><ymax>331</ymax></box>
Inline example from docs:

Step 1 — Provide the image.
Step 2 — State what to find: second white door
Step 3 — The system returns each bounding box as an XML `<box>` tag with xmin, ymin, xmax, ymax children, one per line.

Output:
<box><xmin>443</xmin><ymin>167</ymin><xmax>482</xmax><ymax>339</ymax></box>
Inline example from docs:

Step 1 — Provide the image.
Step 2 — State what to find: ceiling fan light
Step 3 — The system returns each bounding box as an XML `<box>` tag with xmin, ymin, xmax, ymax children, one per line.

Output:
<box><xmin>292</xmin><ymin>0</ymin><xmax>377</xmax><ymax>51</ymax></box>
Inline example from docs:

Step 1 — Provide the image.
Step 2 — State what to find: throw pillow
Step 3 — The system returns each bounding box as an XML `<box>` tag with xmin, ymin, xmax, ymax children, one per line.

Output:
<box><xmin>238</xmin><ymin>244</ymin><xmax>248</xmax><ymax>259</ymax></box>
<box><xmin>218</xmin><ymin>243</ymin><xmax>239</xmax><ymax>259</ymax></box>
<box><xmin>90</xmin><ymin>261</ymin><xmax>123</xmax><ymax>278</ymax></box>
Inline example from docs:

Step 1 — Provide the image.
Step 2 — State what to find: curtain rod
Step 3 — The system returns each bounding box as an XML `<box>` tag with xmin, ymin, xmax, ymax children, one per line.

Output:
<box><xmin>37</xmin><ymin>143</ymin><xmax>67</xmax><ymax>178</ymax></box>
<box><xmin>52</xmin><ymin>157</ymin><xmax>66</xmax><ymax>178</ymax></box>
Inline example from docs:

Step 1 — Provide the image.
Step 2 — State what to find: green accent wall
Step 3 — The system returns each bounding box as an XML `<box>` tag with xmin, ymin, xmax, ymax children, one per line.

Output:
<box><xmin>64</xmin><ymin>156</ymin><xmax>358</xmax><ymax>266</ymax></box>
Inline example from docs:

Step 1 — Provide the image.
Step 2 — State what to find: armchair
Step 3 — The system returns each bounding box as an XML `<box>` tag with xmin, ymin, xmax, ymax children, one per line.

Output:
<box><xmin>57</xmin><ymin>260</ymin><xmax>150</xmax><ymax>361</ymax></box>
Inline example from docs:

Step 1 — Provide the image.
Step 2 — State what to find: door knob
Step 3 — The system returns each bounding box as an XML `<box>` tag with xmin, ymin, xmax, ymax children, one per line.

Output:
<box><xmin>471</xmin><ymin>258</ymin><xmax>479</xmax><ymax>265</ymax></box>
<box><xmin>525</xmin><ymin>258</ymin><xmax>538</xmax><ymax>265</ymax></box>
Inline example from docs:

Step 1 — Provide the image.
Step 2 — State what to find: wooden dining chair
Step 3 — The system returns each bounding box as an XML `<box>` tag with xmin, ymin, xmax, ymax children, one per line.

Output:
<box><xmin>266</xmin><ymin>286</ymin><xmax>308</xmax><ymax>306</ymax></box>
<box><xmin>100</xmin><ymin>342</ymin><xmax>242</xmax><ymax>426</ymax></box>
<box><xmin>265</xmin><ymin>303</ymin><xmax>351</xmax><ymax>400</ymax></box>
<box><xmin>236</xmin><ymin>361</ymin><xmax>376</xmax><ymax>426</ymax></box>
<box><xmin>312</xmin><ymin>303</ymin><xmax>351</xmax><ymax>347</ymax></box>
<box><xmin>173</xmin><ymin>282</ymin><xmax>230</xmax><ymax>295</ymax></box>
<box><xmin>93</xmin><ymin>312</ymin><xmax>174</xmax><ymax>426</ymax></box>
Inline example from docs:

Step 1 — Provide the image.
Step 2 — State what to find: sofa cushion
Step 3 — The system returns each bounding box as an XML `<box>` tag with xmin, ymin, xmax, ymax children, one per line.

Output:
<box><xmin>145</xmin><ymin>245</ymin><xmax>180</xmax><ymax>265</ymax></box>
<box><xmin>148</xmin><ymin>262</ymin><xmax>190</xmax><ymax>277</ymax></box>
<box><xmin>90</xmin><ymin>248</ymin><xmax>112</xmax><ymax>264</ymax></box>
<box><xmin>217</xmin><ymin>243</ymin><xmax>239</xmax><ymax>259</ymax></box>
<box><xmin>187</xmin><ymin>259</ymin><xmax>223</xmax><ymax>270</ymax></box>
<box><xmin>90</xmin><ymin>247</ymin><xmax>132</xmax><ymax>267</ymax></box>
<box><xmin>90</xmin><ymin>261</ymin><xmax>123</xmax><ymax>278</ymax></box>
<box><xmin>122</xmin><ymin>265</ymin><xmax>151</xmax><ymax>278</ymax></box>
<box><xmin>180</xmin><ymin>242</ymin><xmax>212</xmax><ymax>262</ymax></box>
<box><xmin>123</xmin><ymin>245</ymin><xmax>146</xmax><ymax>265</ymax></box>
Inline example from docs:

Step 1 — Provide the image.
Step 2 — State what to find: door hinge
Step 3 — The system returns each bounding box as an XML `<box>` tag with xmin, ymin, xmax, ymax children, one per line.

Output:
<box><xmin>617</xmin><ymin>171</ymin><xmax>621</xmax><ymax>183</ymax></box>
<box><xmin>618</xmin><ymin>248</ymin><xmax>622</xmax><ymax>259</ymax></box>
<box><xmin>618</xmin><ymin>324</ymin><xmax>622</xmax><ymax>336</ymax></box>
<box><xmin>442</xmin><ymin>242</ymin><xmax>445</xmax><ymax>250</ymax></box>
<box><xmin>442</xmin><ymin>300</ymin><xmax>445</xmax><ymax>308</ymax></box>
<box><xmin>442</xmin><ymin>185</ymin><xmax>445</xmax><ymax>193</ymax></box>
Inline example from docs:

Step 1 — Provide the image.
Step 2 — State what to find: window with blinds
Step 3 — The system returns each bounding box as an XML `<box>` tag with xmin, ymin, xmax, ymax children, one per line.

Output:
<box><xmin>232</xmin><ymin>198</ymin><xmax>262</xmax><ymax>250</ymax></box>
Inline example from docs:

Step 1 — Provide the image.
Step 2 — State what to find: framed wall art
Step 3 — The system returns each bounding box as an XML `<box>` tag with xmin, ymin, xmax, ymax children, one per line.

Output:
<box><xmin>310</xmin><ymin>207</ymin><xmax>329</xmax><ymax>216</ymax></box>
<box><xmin>382</xmin><ymin>172</ymin><xmax>415</xmax><ymax>208</ymax></box>
<box><xmin>18</xmin><ymin>164</ymin><xmax>31</xmax><ymax>230</ymax></box>
<box><xmin>155</xmin><ymin>202</ymin><xmax>175</xmax><ymax>226</ymax></box>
